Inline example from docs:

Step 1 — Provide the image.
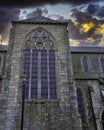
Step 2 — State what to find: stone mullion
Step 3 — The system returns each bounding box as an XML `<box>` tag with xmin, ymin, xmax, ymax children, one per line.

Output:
<box><xmin>47</xmin><ymin>50</ymin><xmax>50</xmax><ymax>99</ymax></box>
<box><xmin>55</xmin><ymin>50</ymin><xmax>59</xmax><ymax>99</ymax></box>
<box><xmin>38</xmin><ymin>51</ymin><xmax>41</xmax><ymax>99</ymax></box>
<box><xmin>28</xmin><ymin>49</ymin><xmax>32</xmax><ymax>99</ymax></box>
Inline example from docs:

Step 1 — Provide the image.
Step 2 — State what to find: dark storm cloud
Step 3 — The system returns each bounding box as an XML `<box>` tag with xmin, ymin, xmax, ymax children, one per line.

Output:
<box><xmin>86</xmin><ymin>4</ymin><xmax>100</xmax><ymax>15</ymax></box>
<box><xmin>26</xmin><ymin>8</ymin><xmax>67</xmax><ymax>23</ymax></box>
<box><xmin>70</xmin><ymin>8</ymin><xmax>92</xmax><ymax>23</ymax></box>
<box><xmin>0</xmin><ymin>7</ymin><xmax>20</xmax><ymax>41</ymax></box>
<box><xmin>71</xmin><ymin>3</ymin><xmax>104</xmax><ymax>22</ymax></box>
<box><xmin>86</xmin><ymin>4</ymin><xmax>104</xmax><ymax>18</ymax></box>
<box><xmin>48</xmin><ymin>14</ymin><xmax>67</xmax><ymax>22</ymax></box>
<box><xmin>26</xmin><ymin>8</ymin><xmax>48</xmax><ymax>19</ymax></box>
<box><xmin>0</xmin><ymin>0</ymin><xmax>103</xmax><ymax>46</ymax></box>
<box><xmin>0</xmin><ymin>0</ymin><xmax>103</xmax><ymax>7</ymax></box>
<box><xmin>97</xmin><ymin>6</ymin><xmax>104</xmax><ymax>18</ymax></box>
<box><xmin>69</xmin><ymin>4</ymin><xmax>104</xmax><ymax>46</ymax></box>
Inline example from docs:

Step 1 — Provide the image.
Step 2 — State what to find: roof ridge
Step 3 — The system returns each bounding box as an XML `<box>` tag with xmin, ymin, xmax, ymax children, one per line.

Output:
<box><xmin>20</xmin><ymin>15</ymin><xmax>60</xmax><ymax>22</ymax></box>
<box><xmin>13</xmin><ymin>15</ymin><xmax>67</xmax><ymax>24</ymax></box>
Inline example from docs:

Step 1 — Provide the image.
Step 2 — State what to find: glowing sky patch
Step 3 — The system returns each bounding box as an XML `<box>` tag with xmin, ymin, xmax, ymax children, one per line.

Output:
<box><xmin>0</xmin><ymin>35</ymin><xmax>7</xmax><ymax>45</ymax></box>
<box><xmin>80</xmin><ymin>22</ymin><xmax>95</xmax><ymax>33</ymax></box>
<box><xmin>70</xmin><ymin>39</ymin><xmax>80</xmax><ymax>46</ymax></box>
<box><xmin>0</xmin><ymin>1</ymin><xmax>104</xmax><ymax>46</ymax></box>
<box><xmin>95</xmin><ymin>24</ymin><xmax>104</xmax><ymax>34</ymax></box>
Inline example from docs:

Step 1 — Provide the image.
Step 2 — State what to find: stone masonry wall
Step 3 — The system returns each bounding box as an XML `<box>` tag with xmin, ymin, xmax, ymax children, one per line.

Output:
<box><xmin>71</xmin><ymin>53</ymin><xmax>104</xmax><ymax>130</ymax></box>
<box><xmin>5</xmin><ymin>23</ymin><xmax>82</xmax><ymax>130</ymax></box>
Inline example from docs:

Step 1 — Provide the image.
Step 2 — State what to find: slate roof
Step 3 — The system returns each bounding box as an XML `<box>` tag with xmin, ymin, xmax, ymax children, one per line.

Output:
<box><xmin>0</xmin><ymin>45</ymin><xmax>104</xmax><ymax>53</ymax></box>
<box><xmin>71</xmin><ymin>46</ymin><xmax>104</xmax><ymax>53</ymax></box>
<box><xmin>12</xmin><ymin>15</ymin><xmax>68</xmax><ymax>25</ymax></box>
<box><xmin>0</xmin><ymin>45</ymin><xmax>8</xmax><ymax>52</ymax></box>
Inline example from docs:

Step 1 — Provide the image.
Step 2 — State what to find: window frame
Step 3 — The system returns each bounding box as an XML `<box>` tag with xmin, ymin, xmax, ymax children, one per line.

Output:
<box><xmin>22</xmin><ymin>27</ymin><xmax>58</xmax><ymax>101</ymax></box>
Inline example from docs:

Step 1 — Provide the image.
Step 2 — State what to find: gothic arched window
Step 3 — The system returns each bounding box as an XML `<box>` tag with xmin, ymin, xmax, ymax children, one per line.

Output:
<box><xmin>23</xmin><ymin>28</ymin><xmax>57</xmax><ymax>100</ymax></box>
<box><xmin>100</xmin><ymin>57</ymin><xmax>104</xmax><ymax>72</ymax></box>
<box><xmin>101</xmin><ymin>111</ymin><xmax>104</xmax><ymax>129</ymax></box>
<box><xmin>0</xmin><ymin>55</ymin><xmax>2</xmax><ymax>71</ymax></box>
<box><xmin>77</xmin><ymin>88</ymin><xmax>86</xmax><ymax>125</ymax></box>
<box><xmin>83</xmin><ymin>56</ymin><xmax>88</xmax><ymax>72</ymax></box>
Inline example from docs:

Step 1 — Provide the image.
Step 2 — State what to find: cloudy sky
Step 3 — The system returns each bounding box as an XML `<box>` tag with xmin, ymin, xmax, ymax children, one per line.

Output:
<box><xmin>0</xmin><ymin>0</ymin><xmax>104</xmax><ymax>46</ymax></box>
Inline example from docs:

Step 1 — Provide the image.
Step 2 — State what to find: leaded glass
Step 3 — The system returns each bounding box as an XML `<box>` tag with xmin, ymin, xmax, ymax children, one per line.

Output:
<box><xmin>49</xmin><ymin>50</ymin><xmax>57</xmax><ymax>99</ymax></box>
<box><xmin>77</xmin><ymin>88</ymin><xmax>86</xmax><ymax>125</ymax></box>
<box><xmin>42</xmin><ymin>32</ymin><xmax>47</xmax><ymax>38</ymax></box>
<box><xmin>31</xmin><ymin>49</ymin><xmax>38</xmax><ymax>99</ymax></box>
<box><xmin>23</xmin><ymin>28</ymin><xmax>57</xmax><ymax>100</ymax></box>
<box><xmin>83</xmin><ymin>56</ymin><xmax>88</xmax><ymax>72</ymax></box>
<box><xmin>41</xmin><ymin>49</ymin><xmax>48</xmax><ymax>99</ymax></box>
<box><xmin>33</xmin><ymin>32</ymin><xmax>38</xmax><ymax>38</ymax></box>
<box><xmin>23</xmin><ymin>49</ymin><xmax>30</xmax><ymax>99</ymax></box>
<box><xmin>31</xmin><ymin>90</ymin><xmax>38</xmax><ymax>99</ymax></box>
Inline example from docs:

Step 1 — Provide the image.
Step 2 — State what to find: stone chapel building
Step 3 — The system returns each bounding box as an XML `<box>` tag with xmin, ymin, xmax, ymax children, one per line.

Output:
<box><xmin>0</xmin><ymin>15</ymin><xmax>104</xmax><ymax>130</ymax></box>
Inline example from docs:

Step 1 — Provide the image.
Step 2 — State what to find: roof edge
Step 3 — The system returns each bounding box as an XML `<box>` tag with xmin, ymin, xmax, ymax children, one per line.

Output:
<box><xmin>12</xmin><ymin>21</ymin><xmax>68</xmax><ymax>25</ymax></box>
<box><xmin>12</xmin><ymin>15</ymin><xmax>68</xmax><ymax>25</ymax></box>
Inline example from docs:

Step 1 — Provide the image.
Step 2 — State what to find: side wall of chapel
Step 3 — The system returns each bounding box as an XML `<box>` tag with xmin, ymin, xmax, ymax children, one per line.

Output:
<box><xmin>71</xmin><ymin>52</ymin><xmax>104</xmax><ymax>130</ymax></box>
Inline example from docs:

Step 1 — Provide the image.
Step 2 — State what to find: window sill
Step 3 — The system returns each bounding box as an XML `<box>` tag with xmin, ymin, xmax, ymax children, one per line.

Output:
<box><xmin>19</xmin><ymin>99</ymin><xmax>60</xmax><ymax>104</ymax></box>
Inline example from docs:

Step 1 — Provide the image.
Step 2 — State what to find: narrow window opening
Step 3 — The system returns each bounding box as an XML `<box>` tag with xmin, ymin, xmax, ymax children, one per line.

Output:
<box><xmin>100</xmin><ymin>57</ymin><xmax>104</xmax><ymax>72</ymax></box>
<box><xmin>77</xmin><ymin>88</ymin><xmax>86</xmax><ymax>125</ymax></box>
<box><xmin>83</xmin><ymin>56</ymin><xmax>88</xmax><ymax>72</ymax></box>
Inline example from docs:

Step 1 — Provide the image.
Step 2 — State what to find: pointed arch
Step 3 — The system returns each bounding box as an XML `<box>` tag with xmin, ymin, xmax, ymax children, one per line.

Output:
<box><xmin>101</xmin><ymin>111</ymin><xmax>104</xmax><ymax>129</ymax></box>
<box><xmin>100</xmin><ymin>108</ymin><xmax>104</xmax><ymax>130</ymax></box>
<box><xmin>77</xmin><ymin>88</ymin><xmax>86</xmax><ymax>125</ymax></box>
<box><xmin>23</xmin><ymin>27</ymin><xmax>57</xmax><ymax>50</ymax></box>
<box><xmin>82</xmin><ymin>56</ymin><xmax>88</xmax><ymax>72</ymax></box>
<box><xmin>22</xmin><ymin>27</ymin><xmax>57</xmax><ymax>100</ymax></box>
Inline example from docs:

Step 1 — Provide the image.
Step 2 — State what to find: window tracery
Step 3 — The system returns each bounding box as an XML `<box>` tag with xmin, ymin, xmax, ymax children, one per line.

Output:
<box><xmin>25</xmin><ymin>28</ymin><xmax>56</xmax><ymax>50</ymax></box>
<box><xmin>23</xmin><ymin>28</ymin><xmax>57</xmax><ymax>100</ymax></box>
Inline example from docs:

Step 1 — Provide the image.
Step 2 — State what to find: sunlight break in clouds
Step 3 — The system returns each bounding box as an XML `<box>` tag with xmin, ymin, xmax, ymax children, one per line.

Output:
<box><xmin>80</xmin><ymin>22</ymin><xmax>95</xmax><ymax>33</ymax></box>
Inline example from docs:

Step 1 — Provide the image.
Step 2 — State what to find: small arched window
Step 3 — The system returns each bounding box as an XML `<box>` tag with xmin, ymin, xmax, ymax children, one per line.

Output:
<box><xmin>23</xmin><ymin>28</ymin><xmax>57</xmax><ymax>100</ymax></box>
<box><xmin>83</xmin><ymin>56</ymin><xmax>88</xmax><ymax>72</ymax></box>
<box><xmin>0</xmin><ymin>56</ymin><xmax>2</xmax><ymax>66</ymax></box>
<box><xmin>100</xmin><ymin>57</ymin><xmax>104</xmax><ymax>72</ymax></box>
<box><xmin>77</xmin><ymin>88</ymin><xmax>86</xmax><ymax>125</ymax></box>
<box><xmin>101</xmin><ymin>111</ymin><xmax>104</xmax><ymax>129</ymax></box>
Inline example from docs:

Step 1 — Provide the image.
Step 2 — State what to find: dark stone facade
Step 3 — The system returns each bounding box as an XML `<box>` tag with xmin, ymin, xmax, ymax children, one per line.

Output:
<box><xmin>0</xmin><ymin>16</ymin><xmax>103</xmax><ymax>130</ymax></box>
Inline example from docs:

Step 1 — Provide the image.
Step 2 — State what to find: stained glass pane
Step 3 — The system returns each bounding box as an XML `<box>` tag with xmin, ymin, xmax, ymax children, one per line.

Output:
<box><xmin>49</xmin><ymin>50</ymin><xmax>57</xmax><ymax>99</ymax></box>
<box><xmin>31</xmin><ymin>49</ymin><xmax>38</xmax><ymax>99</ymax></box>
<box><xmin>23</xmin><ymin>30</ymin><xmax>57</xmax><ymax>100</ymax></box>
<box><xmin>23</xmin><ymin>49</ymin><xmax>30</xmax><ymax>99</ymax></box>
<box><xmin>33</xmin><ymin>32</ymin><xmax>38</xmax><ymax>38</ymax></box>
<box><xmin>41</xmin><ymin>49</ymin><xmax>48</xmax><ymax>99</ymax></box>
<box><xmin>77</xmin><ymin>88</ymin><xmax>86</xmax><ymax>125</ymax></box>
<box><xmin>42</xmin><ymin>32</ymin><xmax>47</xmax><ymax>38</ymax></box>
<box><xmin>83</xmin><ymin>56</ymin><xmax>88</xmax><ymax>72</ymax></box>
